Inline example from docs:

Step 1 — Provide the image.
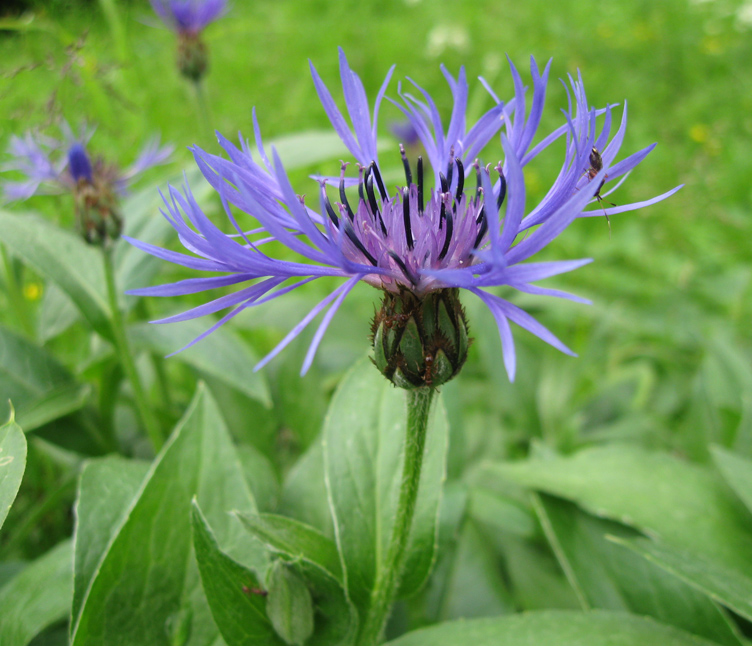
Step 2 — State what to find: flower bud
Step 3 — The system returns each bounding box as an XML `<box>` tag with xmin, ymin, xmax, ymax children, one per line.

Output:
<box><xmin>177</xmin><ymin>33</ymin><xmax>208</xmax><ymax>82</ymax></box>
<box><xmin>371</xmin><ymin>288</ymin><xmax>470</xmax><ymax>389</ymax></box>
<box><xmin>74</xmin><ymin>179</ymin><xmax>123</xmax><ymax>247</ymax></box>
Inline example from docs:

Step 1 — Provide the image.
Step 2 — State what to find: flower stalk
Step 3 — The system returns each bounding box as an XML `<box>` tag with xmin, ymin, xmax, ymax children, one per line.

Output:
<box><xmin>103</xmin><ymin>247</ymin><xmax>163</xmax><ymax>452</ymax></box>
<box><xmin>358</xmin><ymin>386</ymin><xmax>435</xmax><ymax>646</ymax></box>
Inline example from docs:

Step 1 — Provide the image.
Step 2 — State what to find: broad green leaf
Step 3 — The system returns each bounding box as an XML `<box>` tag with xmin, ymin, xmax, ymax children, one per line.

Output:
<box><xmin>711</xmin><ymin>446</ymin><xmax>752</xmax><ymax>515</ymax></box>
<box><xmin>323</xmin><ymin>358</ymin><xmax>449</xmax><ymax>613</ymax></box>
<box><xmin>0</xmin><ymin>540</ymin><xmax>73</xmax><ymax>646</ymax></box>
<box><xmin>237</xmin><ymin>444</ymin><xmax>279</xmax><ymax>512</ymax></box>
<box><xmin>0</xmin><ymin>210</ymin><xmax>113</xmax><ymax>340</ymax></box>
<box><xmin>72</xmin><ymin>456</ymin><xmax>151</xmax><ymax>623</ymax></box>
<box><xmin>280</xmin><ymin>440</ymin><xmax>333</xmax><ymax>538</ymax></box>
<box><xmin>0</xmin><ymin>414</ymin><xmax>26</xmax><ymax>531</ymax></box>
<box><xmin>238</xmin><ymin>512</ymin><xmax>358</xmax><ymax>645</ymax></box>
<box><xmin>468</xmin><ymin>488</ymin><xmax>536</xmax><ymax>539</ymax></box>
<box><xmin>430</xmin><ymin>519</ymin><xmax>514</xmax><ymax>621</ymax></box>
<box><xmin>131</xmin><ymin>320</ymin><xmax>271</xmax><ymax>406</ymax></box>
<box><xmin>238</xmin><ymin>513</ymin><xmax>342</xmax><ymax>582</ymax></box>
<box><xmin>613</xmin><ymin>536</ymin><xmax>752</xmax><ymax>624</ymax></box>
<box><xmin>533</xmin><ymin>493</ymin><xmax>743</xmax><ymax>646</ymax></box>
<box><xmin>191</xmin><ymin>502</ymin><xmax>285</xmax><ymax>646</ymax></box>
<box><xmin>38</xmin><ymin>284</ymin><xmax>80</xmax><ymax>342</ymax></box>
<box><xmin>71</xmin><ymin>384</ymin><xmax>266</xmax><ymax>646</ymax></box>
<box><xmin>483</xmin><ymin>446</ymin><xmax>752</xmax><ymax>578</ymax></box>
<box><xmin>383</xmin><ymin>610</ymin><xmax>719</xmax><ymax>646</ymax></box>
<box><xmin>0</xmin><ymin>325</ymin><xmax>87</xmax><ymax>431</ymax></box>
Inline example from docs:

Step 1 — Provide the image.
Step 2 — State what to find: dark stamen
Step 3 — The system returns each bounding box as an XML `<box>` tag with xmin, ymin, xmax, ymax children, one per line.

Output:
<box><xmin>370</xmin><ymin>161</ymin><xmax>388</xmax><ymax>201</ymax></box>
<box><xmin>339</xmin><ymin>169</ymin><xmax>355</xmax><ymax>221</ymax></box>
<box><xmin>343</xmin><ymin>220</ymin><xmax>378</xmax><ymax>266</ymax></box>
<box><xmin>455</xmin><ymin>158</ymin><xmax>464</xmax><ymax>206</ymax></box>
<box><xmin>474</xmin><ymin>215</ymin><xmax>488</xmax><ymax>249</ymax></box>
<box><xmin>496</xmin><ymin>165</ymin><xmax>507</xmax><ymax>210</ymax></box>
<box><xmin>402</xmin><ymin>187</ymin><xmax>413</xmax><ymax>250</ymax></box>
<box><xmin>439</xmin><ymin>172</ymin><xmax>449</xmax><ymax>195</ymax></box>
<box><xmin>400</xmin><ymin>143</ymin><xmax>413</xmax><ymax>186</ymax></box>
<box><xmin>417</xmin><ymin>156</ymin><xmax>424</xmax><ymax>214</ymax></box>
<box><xmin>474</xmin><ymin>161</ymin><xmax>482</xmax><ymax>202</ymax></box>
<box><xmin>474</xmin><ymin>186</ymin><xmax>486</xmax><ymax>248</ymax></box>
<box><xmin>364</xmin><ymin>168</ymin><xmax>384</xmax><ymax>229</ymax></box>
<box><xmin>388</xmin><ymin>251</ymin><xmax>418</xmax><ymax>286</ymax></box>
<box><xmin>323</xmin><ymin>190</ymin><xmax>339</xmax><ymax>227</ymax></box>
<box><xmin>446</xmin><ymin>156</ymin><xmax>454</xmax><ymax>191</ymax></box>
<box><xmin>438</xmin><ymin>192</ymin><xmax>446</xmax><ymax>230</ymax></box>
<box><xmin>439</xmin><ymin>195</ymin><xmax>454</xmax><ymax>260</ymax></box>
<box><xmin>357</xmin><ymin>165</ymin><xmax>366</xmax><ymax>207</ymax></box>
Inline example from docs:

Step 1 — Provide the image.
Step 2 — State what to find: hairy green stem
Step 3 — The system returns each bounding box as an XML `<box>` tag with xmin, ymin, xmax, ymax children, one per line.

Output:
<box><xmin>1</xmin><ymin>244</ymin><xmax>34</xmax><ymax>338</ymax></box>
<box><xmin>103</xmin><ymin>247</ymin><xmax>163</xmax><ymax>452</ymax></box>
<box><xmin>358</xmin><ymin>387</ymin><xmax>435</xmax><ymax>646</ymax></box>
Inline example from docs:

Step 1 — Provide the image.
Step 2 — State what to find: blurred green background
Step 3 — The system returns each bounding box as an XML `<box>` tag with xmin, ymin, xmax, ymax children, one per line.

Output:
<box><xmin>1</xmin><ymin>0</ymin><xmax>751</xmax><ymax>558</ymax></box>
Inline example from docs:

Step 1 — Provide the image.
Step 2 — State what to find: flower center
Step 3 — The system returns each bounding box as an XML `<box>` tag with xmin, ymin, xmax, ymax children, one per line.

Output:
<box><xmin>321</xmin><ymin>146</ymin><xmax>506</xmax><ymax>293</ymax></box>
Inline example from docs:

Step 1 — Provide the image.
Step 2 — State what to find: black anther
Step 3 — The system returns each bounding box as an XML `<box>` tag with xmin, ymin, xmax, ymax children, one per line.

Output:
<box><xmin>402</xmin><ymin>187</ymin><xmax>413</xmax><ymax>250</ymax></box>
<box><xmin>400</xmin><ymin>144</ymin><xmax>412</xmax><ymax>186</ymax></box>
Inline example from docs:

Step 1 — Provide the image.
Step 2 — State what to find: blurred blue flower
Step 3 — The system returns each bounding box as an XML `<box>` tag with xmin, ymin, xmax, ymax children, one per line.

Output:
<box><xmin>1</xmin><ymin>127</ymin><xmax>173</xmax><ymax>202</ymax></box>
<box><xmin>127</xmin><ymin>50</ymin><xmax>681</xmax><ymax>379</ymax></box>
<box><xmin>149</xmin><ymin>0</ymin><xmax>227</xmax><ymax>35</ymax></box>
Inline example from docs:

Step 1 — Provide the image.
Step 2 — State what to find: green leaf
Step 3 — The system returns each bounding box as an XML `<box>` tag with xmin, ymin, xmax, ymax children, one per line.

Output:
<box><xmin>238</xmin><ymin>512</ymin><xmax>358</xmax><ymax>645</ymax></box>
<box><xmin>131</xmin><ymin>320</ymin><xmax>271</xmax><ymax>406</ymax></box>
<box><xmin>711</xmin><ymin>445</ymin><xmax>752</xmax><ymax>515</ymax></box>
<box><xmin>0</xmin><ymin>325</ymin><xmax>88</xmax><ymax>431</ymax></box>
<box><xmin>613</xmin><ymin>536</ymin><xmax>752</xmax><ymax>624</ymax></box>
<box><xmin>71</xmin><ymin>384</ymin><xmax>266</xmax><ymax>645</ymax></box>
<box><xmin>0</xmin><ymin>540</ymin><xmax>73</xmax><ymax>646</ymax></box>
<box><xmin>72</xmin><ymin>456</ymin><xmax>151</xmax><ymax>623</ymax></box>
<box><xmin>265</xmin><ymin>560</ymin><xmax>315</xmax><ymax>646</ymax></box>
<box><xmin>323</xmin><ymin>358</ymin><xmax>449</xmax><ymax>613</ymax></box>
<box><xmin>383</xmin><ymin>610</ymin><xmax>720</xmax><ymax>646</ymax></box>
<box><xmin>0</xmin><ymin>210</ymin><xmax>113</xmax><ymax>340</ymax></box>
<box><xmin>191</xmin><ymin>501</ymin><xmax>285</xmax><ymax>646</ymax></box>
<box><xmin>238</xmin><ymin>513</ymin><xmax>342</xmax><ymax>582</ymax></box>
<box><xmin>237</xmin><ymin>445</ymin><xmax>279</xmax><ymax>512</ymax></box>
<box><xmin>279</xmin><ymin>440</ymin><xmax>333</xmax><ymax>538</ymax></box>
<box><xmin>533</xmin><ymin>493</ymin><xmax>743</xmax><ymax>646</ymax></box>
<box><xmin>483</xmin><ymin>446</ymin><xmax>752</xmax><ymax>578</ymax></box>
<box><xmin>431</xmin><ymin>519</ymin><xmax>515</xmax><ymax>620</ymax></box>
<box><xmin>0</xmin><ymin>414</ymin><xmax>26</xmax><ymax>531</ymax></box>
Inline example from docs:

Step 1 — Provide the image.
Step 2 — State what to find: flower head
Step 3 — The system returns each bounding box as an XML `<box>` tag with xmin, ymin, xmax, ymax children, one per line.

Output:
<box><xmin>127</xmin><ymin>50</ymin><xmax>681</xmax><ymax>382</ymax></box>
<box><xmin>150</xmin><ymin>0</ymin><xmax>227</xmax><ymax>80</ymax></box>
<box><xmin>2</xmin><ymin>126</ymin><xmax>173</xmax><ymax>245</ymax></box>
<box><xmin>150</xmin><ymin>0</ymin><xmax>227</xmax><ymax>35</ymax></box>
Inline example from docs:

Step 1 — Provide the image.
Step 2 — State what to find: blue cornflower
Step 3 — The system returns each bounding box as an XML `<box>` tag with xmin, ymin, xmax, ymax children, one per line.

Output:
<box><xmin>150</xmin><ymin>0</ymin><xmax>227</xmax><ymax>34</ymax></box>
<box><xmin>127</xmin><ymin>50</ymin><xmax>680</xmax><ymax>382</ymax></box>
<box><xmin>150</xmin><ymin>0</ymin><xmax>227</xmax><ymax>81</ymax></box>
<box><xmin>2</xmin><ymin>127</ymin><xmax>173</xmax><ymax>244</ymax></box>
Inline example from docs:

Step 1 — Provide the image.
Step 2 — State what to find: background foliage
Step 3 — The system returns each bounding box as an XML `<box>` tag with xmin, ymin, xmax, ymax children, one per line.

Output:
<box><xmin>1</xmin><ymin>0</ymin><xmax>752</xmax><ymax>644</ymax></box>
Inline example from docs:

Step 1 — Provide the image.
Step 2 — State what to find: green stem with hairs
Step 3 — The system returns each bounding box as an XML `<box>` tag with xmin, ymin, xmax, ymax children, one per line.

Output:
<box><xmin>358</xmin><ymin>387</ymin><xmax>435</xmax><ymax>646</ymax></box>
<box><xmin>102</xmin><ymin>247</ymin><xmax>163</xmax><ymax>453</ymax></box>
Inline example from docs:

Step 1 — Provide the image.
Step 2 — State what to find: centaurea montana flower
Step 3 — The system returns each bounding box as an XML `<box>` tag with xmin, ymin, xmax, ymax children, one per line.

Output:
<box><xmin>2</xmin><ymin>127</ymin><xmax>173</xmax><ymax>245</ymax></box>
<box><xmin>149</xmin><ymin>0</ymin><xmax>227</xmax><ymax>81</ymax></box>
<box><xmin>127</xmin><ymin>50</ymin><xmax>681</xmax><ymax>384</ymax></box>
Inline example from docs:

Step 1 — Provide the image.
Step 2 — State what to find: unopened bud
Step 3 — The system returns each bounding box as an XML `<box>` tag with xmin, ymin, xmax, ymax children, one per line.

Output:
<box><xmin>371</xmin><ymin>288</ymin><xmax>470</xmax><ymax>389</ymax></box>
<box><xmin>178</xmin><ymin>33</ymin><xmax>208</xmax><ymax>82</ymax></box>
